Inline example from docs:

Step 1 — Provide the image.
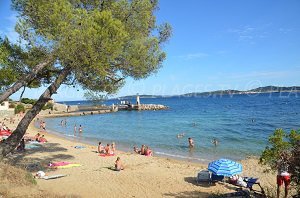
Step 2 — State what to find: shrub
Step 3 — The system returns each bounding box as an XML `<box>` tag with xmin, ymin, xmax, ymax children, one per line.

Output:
<box><xmin>20</xmin><ymin>98</ymin><xmax>37</xmax><ymax>105</ymax></box>
<box><xmin>14</xmin><ymin>104</ymin><xmax>25</xmax><ymax>114</ymax></box>
<box><xmin>42</xmin><ymin>102</ymin><xmax>53</xmax><ymax>111</ymax></box>
<box><xmin>260</xmin><ymin>129</ymin><xmax>300</xmax><ymax>195</ymax></box>
<box><xmin>9</xmin><ymin>103</ymin><xmax>15</xmax><ymax>108</ymax></box>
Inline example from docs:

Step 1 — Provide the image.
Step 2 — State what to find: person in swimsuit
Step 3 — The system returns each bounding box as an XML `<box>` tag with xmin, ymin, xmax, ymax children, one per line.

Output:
<box><xmin>188</xmin><ymin>137</ymin><xmax>194</xmax><ymax>148</ymax></box>
<box><xmin>115</xmin><ymin>157</ymin><xmax>124</xmax><ymax>171</ymax></box>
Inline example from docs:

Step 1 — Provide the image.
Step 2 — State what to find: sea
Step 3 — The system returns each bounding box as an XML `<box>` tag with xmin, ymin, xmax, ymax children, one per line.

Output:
<box><xmin>43</xmin><ymin>92</ymin><xmax>300</xmax><ymax>163</ymax></box>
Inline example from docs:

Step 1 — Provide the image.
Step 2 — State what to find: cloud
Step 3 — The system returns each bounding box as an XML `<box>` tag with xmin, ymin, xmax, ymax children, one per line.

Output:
<box><xmin>6</xmin><ymin>14</ymin><xmax>17</xmax><ymax>24</ymax></box>
<box><xmin>279</xmin><ymin>28</ymin><xmax>293</xmax><ymax>34</ymax></box>
<box><xmin>227</xmin><ymin>25</ymin><xmax>267</xmax><ymax>42</ymax></box>
<box><xmin>178</xmin><ymin>52</ymin><xmax>209</xmax><ymax>60</ymax></box>
<box><xmin>0</xmin><ymin>14</ymin><xmax>19</xmax><ymax>43</ymax></box>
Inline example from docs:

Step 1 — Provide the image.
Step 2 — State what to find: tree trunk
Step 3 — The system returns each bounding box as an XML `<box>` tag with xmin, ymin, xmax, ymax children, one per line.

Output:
<box><xmin>0</xmin><ymin>67</ymin><xmax>70</xmax><ymax>159</ymax></box>
<box><xmin>0</xmin><ymin>57</ymin><xmax>52</xmax><ymax>103</ymax></box>
<box><xmin>19</xmin><ymin>86</ymin><xmax>26</xmax><ymax>102</ymax></box>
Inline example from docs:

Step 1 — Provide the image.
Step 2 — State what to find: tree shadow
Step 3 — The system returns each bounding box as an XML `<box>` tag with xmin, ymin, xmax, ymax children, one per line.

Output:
<box><xmin>4</xmin><ymin>142</ymin><xmax>74</xmax><ymax>172</ymax></box>
<box><xmin>164</xmin><ymin>191</ymin><xmax>210</xmax><ymax>198</ymax></box>
<box><xmin>184</xmin><ymin>177</ymin><xmax>215</xmax><ymax>188</ymax></box>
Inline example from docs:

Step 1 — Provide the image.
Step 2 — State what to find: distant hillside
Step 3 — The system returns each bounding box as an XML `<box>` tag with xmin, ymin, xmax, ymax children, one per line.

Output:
<box><xmin>115</xmin><ymin>86</ymin><xmax>300</xmax><ymax>99</ymax></box>
<box><xmin>248</xmin><ymin>86</ymin><xmax>300</xmax><ymax>93</ymax></box>
<box><xmin>182</xmin><ymin>86</ymin><xmax>300</xmax><ymax>97</ymax></box>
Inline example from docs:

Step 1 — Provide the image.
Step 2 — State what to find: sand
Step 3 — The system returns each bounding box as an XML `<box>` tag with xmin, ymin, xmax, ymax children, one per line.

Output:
<box><xmin>1</xmin><ymin>113</ymin><xmax>278</xmax><ymax>198</ymax></box>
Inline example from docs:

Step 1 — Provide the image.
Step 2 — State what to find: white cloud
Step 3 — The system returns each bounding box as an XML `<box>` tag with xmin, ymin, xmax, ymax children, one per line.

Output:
<box><xmin>0</xmin><ymin>14</ymin><xmax>19</xmax><ymax>43</ymax></box>
<box><xmin>279</xmin><ymin>28</ymin><xmax>293</xmax><ymax>34</ymax></box>
<box><xmin>178</xmin><ymin>52</ymin><xmax>209</xmax><ymax>60</ymax></box>
<box><xmin>227</xmin><ymin>25</ymin><xmax>268</xmax><ymax>42</ymax></box>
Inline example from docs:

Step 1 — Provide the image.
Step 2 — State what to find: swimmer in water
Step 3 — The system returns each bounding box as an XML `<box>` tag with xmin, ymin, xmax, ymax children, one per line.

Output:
<box><xmin>211</xmin><ymin>138</ymin><xmax>218</xmax><ymax>146</ymax></box>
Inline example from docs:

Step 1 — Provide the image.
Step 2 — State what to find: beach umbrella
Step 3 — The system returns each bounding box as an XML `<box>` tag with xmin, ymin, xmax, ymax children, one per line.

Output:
<box><xmin>208</xmin><ymin>158</ymin><xmax>242</xmax><ymax>177</ymax></box>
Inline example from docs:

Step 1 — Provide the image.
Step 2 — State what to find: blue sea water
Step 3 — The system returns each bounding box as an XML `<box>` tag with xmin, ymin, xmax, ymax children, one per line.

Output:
<box><xmin>44</xmin><ymin>93</ymin><xmax>300</xmax><ymax>163</ymax></box>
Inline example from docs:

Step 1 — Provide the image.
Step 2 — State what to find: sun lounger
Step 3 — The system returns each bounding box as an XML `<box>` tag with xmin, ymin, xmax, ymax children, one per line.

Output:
<box><xmin>229</xmin><ymin>176</ymin><xmax>265</xmax><ymax>196</ymax></box>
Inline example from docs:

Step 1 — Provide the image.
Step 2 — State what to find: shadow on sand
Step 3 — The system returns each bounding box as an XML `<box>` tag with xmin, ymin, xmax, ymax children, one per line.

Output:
<box><xmin>4</xmin><ymin>142</ymin><xmax>75</xmax><ymax>172</ymax></box>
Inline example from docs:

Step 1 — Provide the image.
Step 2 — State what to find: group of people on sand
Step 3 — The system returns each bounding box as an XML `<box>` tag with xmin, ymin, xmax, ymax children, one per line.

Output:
<box><xmin>97</xmin><ymin>141</ymin><xmax>116</xmax><ymax>155</ymax></box>
<box><xmin>133</xmin><ymin>145</ymin><xmax>153</xmax><ymax>156</ymax></box>
<box><xmin>33</xmin><ymin>133</ymin><xmax>48</xmax><ymax>143</ymax></box>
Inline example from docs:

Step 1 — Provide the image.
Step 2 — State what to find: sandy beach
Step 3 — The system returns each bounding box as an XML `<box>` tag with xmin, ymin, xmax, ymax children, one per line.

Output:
<box><xmin>1</xmin><ymin>113</ymin><xmax>277</xmax><ymax>197</ymax></box>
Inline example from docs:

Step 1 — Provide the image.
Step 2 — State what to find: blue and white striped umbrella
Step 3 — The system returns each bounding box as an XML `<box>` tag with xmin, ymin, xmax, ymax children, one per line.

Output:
<box><xmin>208</xmin><ymin>158</ymin><xmax>242</xmax><ymax>177</ymax></box>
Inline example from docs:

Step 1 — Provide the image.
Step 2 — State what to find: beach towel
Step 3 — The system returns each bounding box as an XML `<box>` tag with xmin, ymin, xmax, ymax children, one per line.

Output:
<box><xmin>99</xmin><ymin>153</ymin><xmax>115</xmax><ymax>157</ymax></box>
<box><xmin>56</xmin><ymin>164</ymin><xmax>82</xmax><ymax>169</ymax></box>
<box><xmin>49</xmin><ymin>162</ymin><xmax>71</xmax><ymax>167</ymax></box>
<box><xmin>29</xmin><ymin>141</ymin><xmax>42</xmax><ymax>145</ymax></box>
<box><xmin>74</xmin><ymin>145</ymin><xmax>85</xmax><ymax>149</ymax></box>
<box><xmin>25</xmin><ymin>144</ymin><xmax>41</xmax><ymax>149</ymax></box>
<box><xmin>42</xmin><ymin>174</ymin><xmax>67</xmax><ymax>180</ymax></box>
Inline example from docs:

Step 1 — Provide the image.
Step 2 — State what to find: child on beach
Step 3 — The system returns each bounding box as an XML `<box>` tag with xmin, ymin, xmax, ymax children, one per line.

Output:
<box><xmin>111</xmin><ymin>142</ymin><xmax>116</xmax><ymax>154</ymax></box>
<box><xmin>115</xmin><ymin>157</ymin><xmax>124</xmax><ymax>171</ymax></box>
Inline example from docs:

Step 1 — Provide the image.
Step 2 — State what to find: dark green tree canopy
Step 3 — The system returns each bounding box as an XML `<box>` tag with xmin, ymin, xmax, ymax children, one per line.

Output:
<box><xmin>12</xmin><ymin>0</ymin><xmax>171</xmax><ymax>94</ymax></box>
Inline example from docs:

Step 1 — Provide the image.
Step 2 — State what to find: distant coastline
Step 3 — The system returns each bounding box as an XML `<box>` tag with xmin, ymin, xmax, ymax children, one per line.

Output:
<box><xmin>115</xmin><ymin>85</ymin><xmax>300</xmax><ymax>99</ymax></box>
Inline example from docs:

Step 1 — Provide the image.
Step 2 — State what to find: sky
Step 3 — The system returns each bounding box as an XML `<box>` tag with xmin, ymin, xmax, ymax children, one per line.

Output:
<box><xmin>1</xmin><ymin>0</ymin><xmax>300</xmax><ymax>101</ymax></box>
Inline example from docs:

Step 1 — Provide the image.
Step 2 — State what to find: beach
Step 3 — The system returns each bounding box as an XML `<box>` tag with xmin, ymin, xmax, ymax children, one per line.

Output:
<box><xmin>1</xmin><ymin>113</ymin><xmax>278</xmax><ymax>198</ymax></box>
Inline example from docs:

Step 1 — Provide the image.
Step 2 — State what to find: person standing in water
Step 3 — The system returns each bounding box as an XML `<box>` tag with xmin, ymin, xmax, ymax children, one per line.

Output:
<box><xmin>74</xmin><ymin>124</ymin><xmax>77</xmax><ymax>135</ymax></box>
<box><xmin>188</xmin><ymin>137</ymin><xmax>194</xmax><ymax>148</ymax></box>
<box><xmin>79</xmin><ymin>125</ymin><xmax>83</xmax><ymax>133</ymax></box>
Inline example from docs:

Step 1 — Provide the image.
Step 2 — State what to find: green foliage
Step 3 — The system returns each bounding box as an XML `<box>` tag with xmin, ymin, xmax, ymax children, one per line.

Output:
<box><xmin>14</xmin><ymin>104</ymin><xmax>25</xmax><ymax>114</ymax></box>
<box><xmin>20</xmin><ymin>98</ymin><xmax>37</xmax><ymax>105</ymax></box>
<box><xmin>84</xmin><ymin>91</ymin><xmax>108</xmax><ymax>105</ymax></box>
<box><xmin>25</xmin><ymin>172</ymin><xmax>37</xmax><ymax>185</ymax></box>
<box><xmin>11</xmin><ymin>0</ymin><xmax>172</xmax><ymax>95</ymax></box>
<box><xmin>42</xmin><ymin>102</ymin><xmax>53</xmax><ymax>111</ymax></box>
<box><xmin>260</xmin><ymin>128</ymin><xmax>300</xmax><ymax>194</ymax></box>
<box><xmin>8</xmin><ymin>103</ymin><xmax>15</xmax><ymax>108</ymax></box>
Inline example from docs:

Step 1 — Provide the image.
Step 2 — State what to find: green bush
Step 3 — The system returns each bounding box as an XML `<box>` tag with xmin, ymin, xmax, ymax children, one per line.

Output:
<box><xmin>20</xmin><ymin>98</ymin><xmax>37</xmax><ymax>105</ymax></box>
<box><xmin>42</xmin><ymin>102</ymin><xmax>53</xmax><ymax>111</ymax></box>
<box><xmin>9</xmin><ymin>103</ymin><xmax>15</xmax><ymax>108</ymax></box>
<box><xmin>14</xmin><ymin>104</ymin><xmax>25</xmax><ymax>114</ymax></box>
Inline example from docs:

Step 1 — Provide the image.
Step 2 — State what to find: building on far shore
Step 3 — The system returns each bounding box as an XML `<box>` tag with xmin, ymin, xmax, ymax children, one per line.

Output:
<box><xmin>136</xmin><ymin>93</ymin><xmax>140</xmax><ymax>105</ymax></box>
<box><xmin>0</xmin><ymin>100</ymin><xmax>14</xmax><ymax>117</ymax></box>
<box><xmin>0</xmin><ymin>101</ymin><xmax>9</xmax><ymax>111</ymax></box>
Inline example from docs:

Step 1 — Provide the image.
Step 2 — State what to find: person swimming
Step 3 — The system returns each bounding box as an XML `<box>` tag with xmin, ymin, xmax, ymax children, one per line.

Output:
<box><xmin>211</xmin><ymin>138</ymin><xmax>218</xmax><ymax>146</ymax></box>
<box><xmin>177</xmin><ymin>132</ymin><xmax>185</xmax><ymax>138</ymax></box>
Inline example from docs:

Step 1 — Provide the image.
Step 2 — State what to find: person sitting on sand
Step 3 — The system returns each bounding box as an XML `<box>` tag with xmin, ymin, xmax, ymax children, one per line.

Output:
<box><xmin>144</xmin><ymin>146</ymin><xmax>153</xmax><ymax>156</ymax></box>
<box><xmin>17</xmin><ymin>138</ymin><xmax>25</xmax><ymax>152</ymax></box>
<box><xmin>140</xmin><ymin>145</ymin><xmax>146</xmax><ymax>155</ymax></box>
<box><xmin>133</xmin><ymin>146</ymin><xmax>139</xmax><ymax>154</ymax></box>
<box><xmin>115</xmin><ymin>157</ymin><xmax>124</xmax><ymax>171</ymax></box>
<box><xmin>34</xmin><ymin>133</ymin><xmax>40</xmax><ymax>141</ymax></box>
<box><xmin>97</xmin><ymin>142</ymin><xmax>104</xmax><ymax>153</ymax></box>
<box><xmin>188</xmin><ymin>137</ymin><xmax>194</xmax><ymax>148</ymax></box>
<box><xmin>105</xmin><ymin>144</ymin><xmax>111</xmax><ymax>154</ymax></box>
<box><xmin>38</xmin><ymin>135</ymin><xmax>47</xmax><ymax>143</ymax></box>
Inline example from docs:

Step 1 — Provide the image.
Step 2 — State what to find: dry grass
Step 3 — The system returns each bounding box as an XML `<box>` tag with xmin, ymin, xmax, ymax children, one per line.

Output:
<box><xmin>0</xmin><ymin>162</ymin><xmax>79</xmax><ymax>198</ymax></box>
